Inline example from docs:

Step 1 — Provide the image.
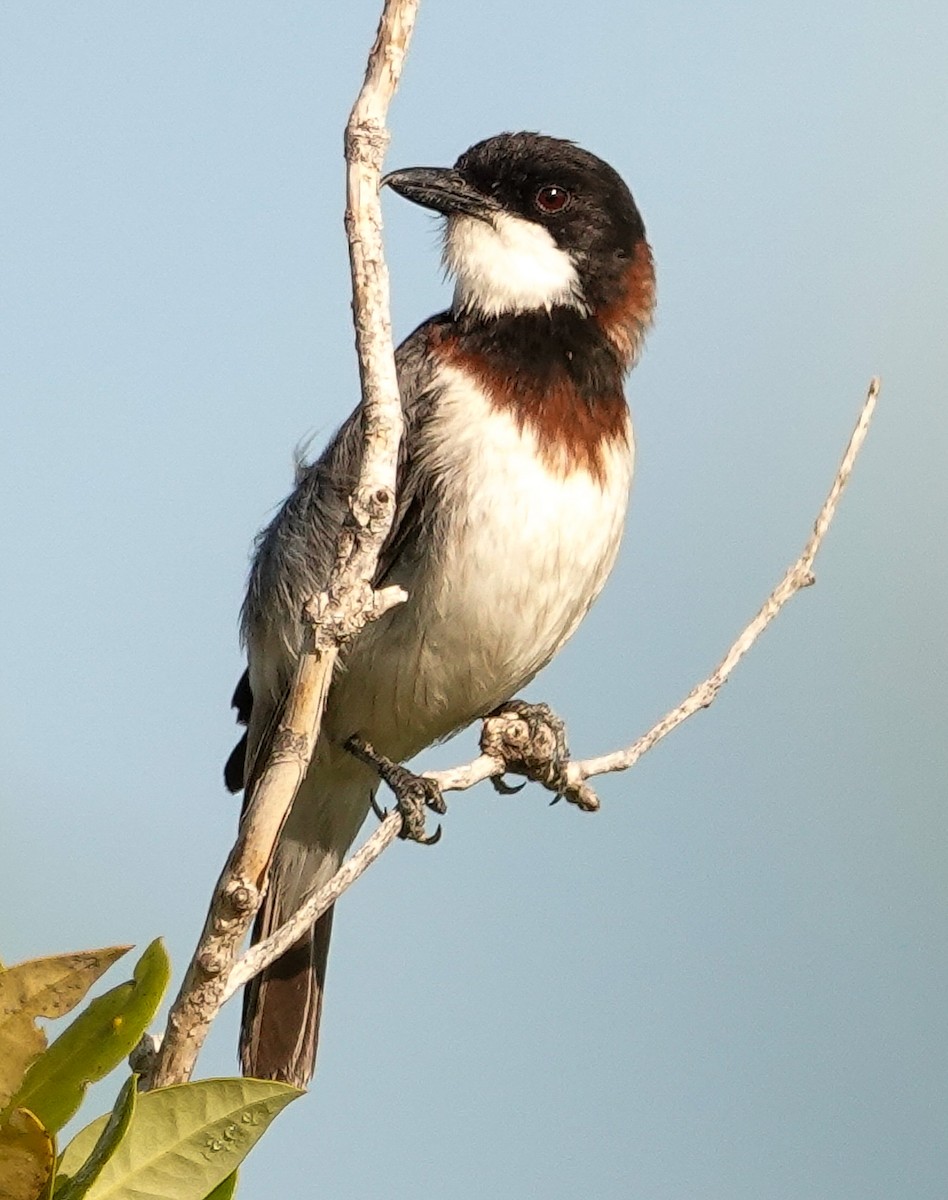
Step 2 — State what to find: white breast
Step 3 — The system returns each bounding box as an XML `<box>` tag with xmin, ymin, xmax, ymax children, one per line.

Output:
<box><xmin>332</xmin><ymin>365</ymin><xmax>634</xmax><ymax>760</ymax></box>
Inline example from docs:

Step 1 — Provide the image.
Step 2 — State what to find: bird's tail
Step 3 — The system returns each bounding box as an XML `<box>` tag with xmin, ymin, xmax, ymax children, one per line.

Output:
<box><xmin>237</xmin><ymin>736</ymin><xmax>377</xmax><ymax>1087</ymax></box>
<box><xmin>239</xmin><ymin>837</ymin><xmax>339</xmax><ymax>1088</ymax></box>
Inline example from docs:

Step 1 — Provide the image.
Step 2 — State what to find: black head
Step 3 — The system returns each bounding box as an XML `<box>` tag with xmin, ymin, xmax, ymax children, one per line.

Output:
<box><xmin>384</xmin><ymin>132</ymin><xmax>650</xmax><ymax>319</ymax></box>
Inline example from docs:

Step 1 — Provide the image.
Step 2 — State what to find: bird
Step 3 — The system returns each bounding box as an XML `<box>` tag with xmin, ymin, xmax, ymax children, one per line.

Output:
<box><xmin>225</xmin><ymin>131</ymin><xmax>656</xmax><ymax>1087</ymax></box>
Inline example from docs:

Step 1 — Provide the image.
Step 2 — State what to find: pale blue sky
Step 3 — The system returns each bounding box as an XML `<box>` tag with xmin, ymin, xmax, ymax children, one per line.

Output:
<box><xmin>3</xmin><ymin>3</ymin><xmax>947</xmax><ymax>1197</ymax></box>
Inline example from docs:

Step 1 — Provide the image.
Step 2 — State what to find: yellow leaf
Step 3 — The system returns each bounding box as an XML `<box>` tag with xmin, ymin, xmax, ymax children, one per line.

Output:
<box><xmin>0</xmin><ymin>1108</ymin><xmax>55</xmax><ymax>1200</ymax></box>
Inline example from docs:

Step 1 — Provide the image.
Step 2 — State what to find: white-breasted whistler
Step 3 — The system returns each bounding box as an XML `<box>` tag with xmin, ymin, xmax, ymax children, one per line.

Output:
<box><xmin>226</xmin><ymin>132</ymin><xmax>656</xmax><ymax>1087</ymax></box>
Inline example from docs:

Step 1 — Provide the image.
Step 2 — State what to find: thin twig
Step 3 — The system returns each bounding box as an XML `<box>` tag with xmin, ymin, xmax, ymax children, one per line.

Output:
<box><xmin>142</xmin><ymin>0</ymin><xmax>421</xmax><ymax>1090</ymax></box>
<box><xmin>566</xmin><ymin>376</ymin><xmax>879</xmax><ymax>787</ymax></box>
<box><xmin>228</xmin><ymin>379</ymin><xmax>880</xmax><ymax>994</ymax></box>
<box><xmin>424</xmin><ymin>378</ymin><xmax>881</xmax><ymax>800</ymax></box>
<box><xmin>224</xmin><ymin>813</ymin><xmax>403</xmax><ymax>1002</ymax></box>
<box><xmin>423</xmin><ymin>755</ymin><xmax>503</xmax><ymax>793</ymax></box>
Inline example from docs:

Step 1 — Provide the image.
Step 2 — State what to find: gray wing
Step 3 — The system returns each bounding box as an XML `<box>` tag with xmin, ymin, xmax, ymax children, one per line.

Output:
<box><xmin>224</xmin><ymin>314</ymin><xmax>449</xmax><ymax>795</ymax></box>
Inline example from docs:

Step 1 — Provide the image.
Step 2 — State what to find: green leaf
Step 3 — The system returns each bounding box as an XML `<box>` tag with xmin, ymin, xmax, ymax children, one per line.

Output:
<box><xmin>0</xmin><ymin>1107</ymin><xmax>56</xmax><ymax>1200</ymax></box>
<box><xmin>202</xmin><ymin>1171</ymin><xmax>238</xmax><ymax>1200</ymax></box>
<box><xmin>0</xmin><ymin>949</ymin><xmax>132</xmax><ymax>1113</ymax></box>
<box><xmin>12</xmin><ymin>940</ymin><xmax>170</xmax><ymax>1133</ymax></box>
<box><xmin>56</xmin><ymin>1078</ymin><xmax>300</xmax><ymax>1200</ymax></box>
<box><xmin>53</xmin><ymin>1075</ymin><xmax>136</xmax><ymax>1200</ymax></box>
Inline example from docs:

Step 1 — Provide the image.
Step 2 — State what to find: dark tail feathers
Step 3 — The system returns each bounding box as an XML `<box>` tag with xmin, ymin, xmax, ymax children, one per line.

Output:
<box><xmin>239</xmin><ymin>894</ymin><xmax>335</xmax><ymax>1089</ymax></box>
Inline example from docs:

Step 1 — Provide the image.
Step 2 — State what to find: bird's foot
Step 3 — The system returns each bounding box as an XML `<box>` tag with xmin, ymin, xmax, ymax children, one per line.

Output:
<box><xmin>481</xmin><ymin>699</ymin><xmax>599</xmax><ymax>811</ymax></box>
<box><xmin>346</xmin><ymin>735</ymin><xmax>446</xmax><ymax>845</ymax></box>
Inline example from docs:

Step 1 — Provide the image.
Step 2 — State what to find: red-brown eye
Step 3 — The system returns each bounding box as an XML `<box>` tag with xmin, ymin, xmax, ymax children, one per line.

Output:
<box><xmin>535</xmin><ymin>185</ymin><xmax>570</xmax><ymax>214</ymax></box>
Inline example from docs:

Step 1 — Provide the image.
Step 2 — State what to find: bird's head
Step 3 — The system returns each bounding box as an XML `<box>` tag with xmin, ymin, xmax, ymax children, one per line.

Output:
<box><xmin>384</xmin><ymin>131</ymin><xmax>655</xmax><ymax>361</ymax></box>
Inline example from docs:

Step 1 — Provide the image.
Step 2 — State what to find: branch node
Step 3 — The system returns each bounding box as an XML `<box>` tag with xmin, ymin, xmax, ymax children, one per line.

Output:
<box><xmin>353</xmin><ymin>483</ymin><xmax>396</xmax><ymax>529</ymax></box>
<box><xmin>270</xmin><ymin>726</ymin><xmax>310</xmax><ymax>762</ymax></box>
<box><xmin>344</xmin><ymin>122</ymin><xmax>390</xmax><ymax>161</ymax></box>
<box><xmin>197</xmin><ymin>951</ymin><xmax>224</xmax><ymax>978</ymax></box>
<box><xmin>223</xmin><ymin>881</ymin><xmax>258</xmax><ymax>919</ymax></box>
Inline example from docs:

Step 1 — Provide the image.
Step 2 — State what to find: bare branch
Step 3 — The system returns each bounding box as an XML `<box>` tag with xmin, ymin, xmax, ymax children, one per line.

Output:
<box><xmin>426</xmin><ymin>378</ymin><xmax>882</xmax><ymax>804</ymax></box>
<box><xmin>142</xmin><ymin>0</ymin><xmax>420</xmax><ymax>1090</ymax></box>
<box><xmin>223</xmin><ymin>813</ymin><xmax>403</xmax><ymax>1002</ymax></box>
<box><xmin>424</xmin><ymin>755</ymin><xmax>504</xmax><ymax>794</ymax></box>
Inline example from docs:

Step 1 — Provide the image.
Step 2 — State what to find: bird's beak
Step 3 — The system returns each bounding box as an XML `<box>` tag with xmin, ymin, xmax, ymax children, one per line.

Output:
<box><xmin>382</xmin><ymin>167</ymin><xmax>500</xmax><ymax>222</ymax></box>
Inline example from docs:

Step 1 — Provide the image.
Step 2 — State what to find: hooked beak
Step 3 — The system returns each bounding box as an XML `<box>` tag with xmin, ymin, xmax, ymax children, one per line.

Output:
<box><xmin>381</xmin><ymin>167</ymin><xmax>500</xmax><ymax>222</ymax></box>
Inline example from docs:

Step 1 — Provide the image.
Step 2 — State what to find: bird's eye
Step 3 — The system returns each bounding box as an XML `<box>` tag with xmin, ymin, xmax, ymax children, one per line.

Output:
<box><xmin>535</xmin><ymin>185</ymin><xmax>570</xmax><ymax>214</ymax></box>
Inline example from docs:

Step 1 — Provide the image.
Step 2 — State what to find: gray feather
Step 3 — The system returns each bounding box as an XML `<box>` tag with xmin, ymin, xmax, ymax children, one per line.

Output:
<box><xmin>240</xmin><ymin>318</ymin><xmax>446</xmax><ymax>693</ymax></box>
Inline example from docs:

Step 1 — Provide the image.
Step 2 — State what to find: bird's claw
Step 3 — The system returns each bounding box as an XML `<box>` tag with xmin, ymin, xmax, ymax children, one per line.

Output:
<box><xmin>491</xmin><ymin>774</ymin><xmax>526</xmax><ymax>796</ymax></box>
<box><xmin>346</xmin><ymin>735</ymin><xmax>446</xmax><ymax>845</ymax></box>
<box><xmin>385</xmin><ymin>765</ymin><xmax>446</xmax><ymax>844</ymax></box>
<box><xmin>417</xmin><ymin>821</ymin><xmax>443</xmax><ymax>846</ymax></box>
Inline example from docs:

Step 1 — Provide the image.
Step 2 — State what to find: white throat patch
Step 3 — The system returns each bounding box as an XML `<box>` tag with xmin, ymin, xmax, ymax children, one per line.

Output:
<box><xmin>444</xmin><ymin>213</ymin><xmax>587</xmax><ymax>319</ymax></box>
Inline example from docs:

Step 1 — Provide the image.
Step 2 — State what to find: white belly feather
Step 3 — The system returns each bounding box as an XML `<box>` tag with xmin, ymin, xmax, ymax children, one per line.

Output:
<box><xmin>329</xmin><ymin>366</ymin><xmax>634</xmax><ymax>761</ymax></box>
